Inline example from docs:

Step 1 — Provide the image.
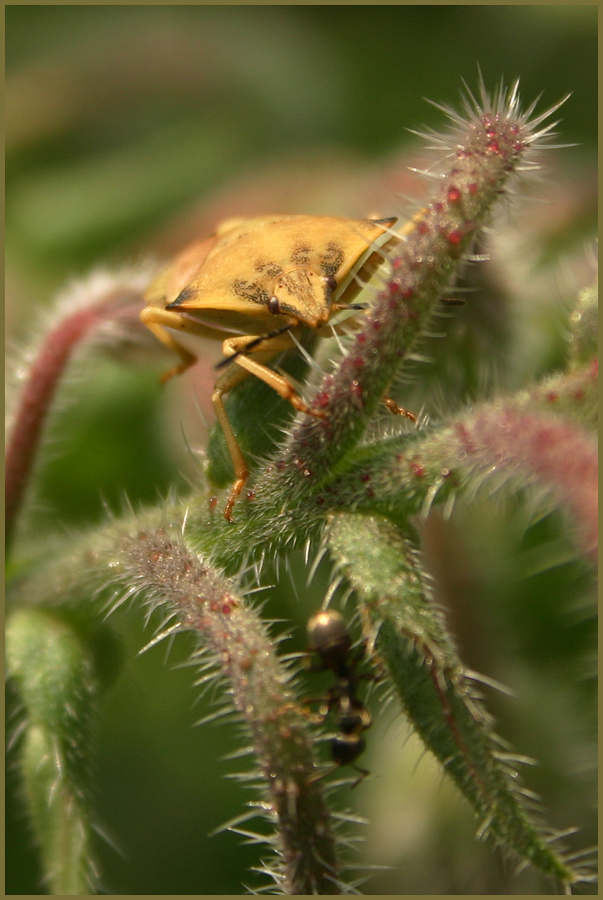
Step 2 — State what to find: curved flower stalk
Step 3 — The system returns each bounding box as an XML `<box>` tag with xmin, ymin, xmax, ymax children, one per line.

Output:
<box><xmin>6</xmin><ymin>78</ymin><xmax>597</xmax><ymax>893</ymax></box>
<box><xmin>5</xmin><ymin>267</ymin><xmax>155</xmax><ymax>549</ymax></box>
<box><xmin>8</xmin><ymin>503</ymin><xmax>345</xmax><ymax>894</ymax></box>
<box><xmin>6</xmin><ymin>608</ymin><xmax>100</xmax><ymax>895</ymax></box>
<box><xmin>323</xmin><ymin>362</ymin><xmax>597</xmax><ymax>565</ymax></box>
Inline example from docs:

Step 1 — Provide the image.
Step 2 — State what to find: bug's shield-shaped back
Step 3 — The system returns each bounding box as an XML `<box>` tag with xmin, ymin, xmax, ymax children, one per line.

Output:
<box><xmin>166</xmin><ymin>215</ymin><xmax>397</xmax><ymax>329</ymax></box>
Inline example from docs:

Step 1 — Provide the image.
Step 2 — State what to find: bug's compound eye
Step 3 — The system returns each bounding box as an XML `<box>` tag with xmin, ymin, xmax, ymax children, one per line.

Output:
<box><xmin>268</xmin><ymin>295</ymin><xmax>281</xmax><ymax>315</ymax></box>
<box><xmin>307</xmin><ymin>610</ymin><xmax>351</xmax><ymax>661</ymax></box>
<box><xmin>322</xmin><ymin>275</ymin><xmax>338</xmax><ymax>295</ymax></box>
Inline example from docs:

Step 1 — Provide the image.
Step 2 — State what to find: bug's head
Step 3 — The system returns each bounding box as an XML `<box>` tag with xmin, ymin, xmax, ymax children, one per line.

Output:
<box><xmin>267</xmin><ymin>269</ymin><xmax>338</xmax><ymax>328</ymax></box>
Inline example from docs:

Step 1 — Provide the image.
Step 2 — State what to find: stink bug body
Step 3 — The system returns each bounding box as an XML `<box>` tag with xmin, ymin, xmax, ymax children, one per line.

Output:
<box><xmin>140</xmin><ymin>214</ymin><xmax>399</xmax><ymax>520</ymax></box>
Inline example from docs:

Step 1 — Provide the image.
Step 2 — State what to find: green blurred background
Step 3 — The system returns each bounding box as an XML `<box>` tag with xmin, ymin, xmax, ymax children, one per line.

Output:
<box><xmin>6</xmin><ymin>6</ymin><xmax>597</xmax><ymax>894</ymax></box>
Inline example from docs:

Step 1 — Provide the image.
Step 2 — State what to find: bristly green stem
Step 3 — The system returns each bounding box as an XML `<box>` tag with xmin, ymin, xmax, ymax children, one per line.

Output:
<box><xmin>327</xmin><ymin>513</ymin><xmax>581</xmax><ymax>889</ymax></box>
<box><xmin>8</xmin><ymin>510</ymin><xmax>342</xmax><ymax>894</ymax></box>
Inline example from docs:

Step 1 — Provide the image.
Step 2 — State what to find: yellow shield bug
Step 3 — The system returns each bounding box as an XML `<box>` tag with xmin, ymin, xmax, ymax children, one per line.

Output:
<box><xmin>140</xmin><ymin>214</ymin><xmax>400</xmax><ymax>520</ymax></box>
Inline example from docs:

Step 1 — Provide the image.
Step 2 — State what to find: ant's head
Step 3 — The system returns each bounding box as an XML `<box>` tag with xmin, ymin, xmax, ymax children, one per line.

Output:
<box><xmin>307</xmin><ymin>610</ymin><xmax>352</xmax><ymax>667</ymax></box>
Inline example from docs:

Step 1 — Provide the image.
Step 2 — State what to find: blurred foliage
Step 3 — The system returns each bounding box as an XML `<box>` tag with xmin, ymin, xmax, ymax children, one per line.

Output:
<box><xmin>6</xmin><ymin>6</ymin><xmax>597</xmax><ymax>894</ymax></box>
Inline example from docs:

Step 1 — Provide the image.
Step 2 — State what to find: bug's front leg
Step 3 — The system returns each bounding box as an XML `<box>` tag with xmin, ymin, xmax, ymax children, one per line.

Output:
<box><xmin>222</xmin><ymin>333</ymin><xmax>327</xmax><ymax>419</ymax></box>
<box><xmin>216</xmin><ymin>332</ymin><xmax>327</xmax><ymax>521</ymax></box>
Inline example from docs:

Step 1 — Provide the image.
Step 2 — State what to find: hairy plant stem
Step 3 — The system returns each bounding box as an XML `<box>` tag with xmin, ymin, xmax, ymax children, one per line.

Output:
<box><xmin>6</xmin><ymin>608</ymin><xmax>99</xmax><ymax>894</ymax></box>
<box><xmin>185</xmin><ymin>361</ymin><xmax>596</xmax><ymax>572</ymax></box>
<box><xmin>8</xmin><ymin>508</ymin><xmax>342</xmax><ymax>894</ymax></box>
<box><xmin>6</xmin><ymin>80</ymin><xmax>596</xmax><ymax>893</ymax></box>
<box><xmin>5</xmin><ymin>275</ymin><xmax>148</xmax><ymax>550</ymax></box>
<box><xmin>327</xmin><ymin>513</ymin><xmax>579</xmax><ymax>888</ymax></box>
<box><xmin>324</xmin><ymin>364</ymin><xmax>598</xmax><ymax>565</ymax></box>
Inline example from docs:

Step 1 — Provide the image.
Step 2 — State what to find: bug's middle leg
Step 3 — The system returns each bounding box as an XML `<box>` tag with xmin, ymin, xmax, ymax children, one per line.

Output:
<box><xmin>212</xmin><ymin>361</ymin><xmax>255</xmax><ymax>522</ymax></box>
<box><xmin>213</xmin><ymin>339</ymin><xmax>299</xmax><ymax>520</ymax></box>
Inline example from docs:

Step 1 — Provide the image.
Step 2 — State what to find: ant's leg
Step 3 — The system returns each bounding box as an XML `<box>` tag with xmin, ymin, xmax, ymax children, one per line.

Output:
<box><xmin>306</xmin><ymin>761</ymin><xmax>370</xmax><ymax>789</ymax></box>
<box><xmin>306</xmin><ymin>762</ymin><xmax>339</xmax><ymax>786</ymax></box>
<box><xmin>350</xmin><ymin>763</ymin><xmax>370</xmax><ymax>788</ymax></box>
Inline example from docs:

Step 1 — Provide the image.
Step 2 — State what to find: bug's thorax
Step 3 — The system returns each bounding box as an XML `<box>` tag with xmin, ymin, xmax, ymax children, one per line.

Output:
<box><xmin>158</xmin><ymin>214</ymin><xmax>397</xmax><ymax>324</ymax></box>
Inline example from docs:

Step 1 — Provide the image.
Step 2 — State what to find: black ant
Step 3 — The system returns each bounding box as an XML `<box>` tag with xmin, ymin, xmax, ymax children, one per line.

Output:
<box><xmin>304</xmin><ymin>610</ymin><xmax>373</xmax><ymax>786</ymax></box>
